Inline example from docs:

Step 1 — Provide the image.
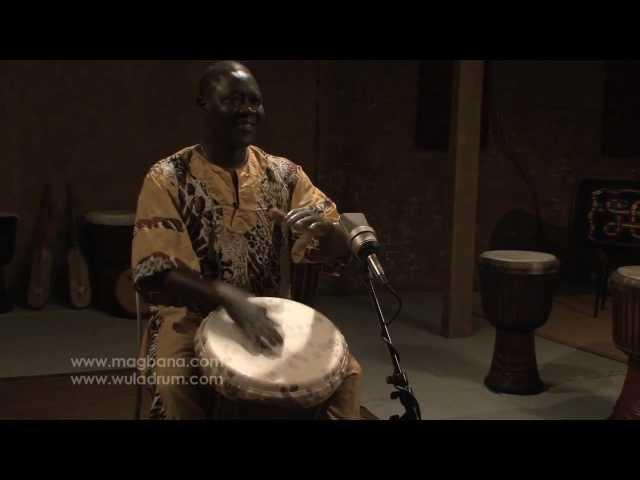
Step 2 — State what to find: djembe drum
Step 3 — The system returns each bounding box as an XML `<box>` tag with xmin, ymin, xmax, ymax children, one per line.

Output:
<box><xmin>0</xmin><ymin>215</ymin><xmax>18</xmax><ymax>313</ymax></box>
<box><xmin>195</xmin><ymin>297</ymin><xmax>350</xmax><ymax>419</ymax></box>
<box><xmin>85</xmin><ymin>211</ymin><xmax>141</xmax><ymax>317</ymax></box>
<box><xmin>609</xmin><ymin>266</ymin><xmax>640</xmax><ymax>420</ymax></box>
<box><xmin>479</xmin><ymin>250</ymin><xmax>560</xmax><ymax>395</ymax></box>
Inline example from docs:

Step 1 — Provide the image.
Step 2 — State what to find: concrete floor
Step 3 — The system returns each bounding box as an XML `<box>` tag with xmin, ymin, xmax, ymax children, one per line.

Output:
<box><xmin>0</xmin><ymin>292</ymin><xmax>628</xmax><ymax>420</ymax></box>
<box><xmin>0</xmin><ymin>305</ymin><xmax>138</xmax><ymax>378</ymax></box>
<box><xmin>314</xmin><ymin>293</ymin><xmax>626</xmax><ymax>420</ymax></box>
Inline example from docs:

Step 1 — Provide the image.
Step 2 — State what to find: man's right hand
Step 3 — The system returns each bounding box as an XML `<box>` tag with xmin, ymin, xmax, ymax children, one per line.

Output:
<box><xmin>219</xmin><ymin>285</ymin><xmax>284</xmax><ymax>351</ymax></box>
<box><xmin>149</xmin><ymin>270</ymin><xmax>284</xmax><ymax>351</ymax></box>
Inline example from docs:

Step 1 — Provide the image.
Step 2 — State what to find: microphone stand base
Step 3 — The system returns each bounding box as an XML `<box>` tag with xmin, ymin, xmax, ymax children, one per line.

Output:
<box><xmin>360</xmin><ymin>264</ymin><xmax>422</xmax><ymax>421</ymax></box>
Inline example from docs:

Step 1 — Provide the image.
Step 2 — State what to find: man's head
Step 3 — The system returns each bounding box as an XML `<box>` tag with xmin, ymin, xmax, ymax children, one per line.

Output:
<box><xmin>197</xmin><ymin>61</ymin><xmax>265</xmax><ymax>149</ymax></box>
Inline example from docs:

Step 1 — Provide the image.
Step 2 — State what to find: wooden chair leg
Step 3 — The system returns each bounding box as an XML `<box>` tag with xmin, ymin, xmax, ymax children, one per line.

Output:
<box><xmin>594</xmin><ymin>272</ymin><xmax>601</xmax><ymax>318</ymax></box>
<box><xmin>133</xmin><ymin>292</ymin><xmax>148</xmax><ymax>420</ymax></box>
<box><xmin>134</xmin><ymin>374</ymin><xmax>143</xmax><ymax>420</ymax></box>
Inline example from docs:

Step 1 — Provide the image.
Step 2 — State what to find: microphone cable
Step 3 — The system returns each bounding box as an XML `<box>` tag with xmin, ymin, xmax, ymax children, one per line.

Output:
<box><xmin>383</xmin><ymin>282</ymin><xmax>402</xmax><ymax>327</ymax></box>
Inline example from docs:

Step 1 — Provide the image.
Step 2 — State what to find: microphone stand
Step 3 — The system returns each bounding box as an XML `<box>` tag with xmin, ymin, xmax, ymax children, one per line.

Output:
<box><xmin>360</xmin><ymin>262</ymin><xmax>422</xmax><ymax>421</ymax></box>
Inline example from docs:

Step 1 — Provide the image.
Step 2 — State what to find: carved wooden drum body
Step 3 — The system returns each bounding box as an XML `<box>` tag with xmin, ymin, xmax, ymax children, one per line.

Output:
<box><xmin>0</xmin><ymin>214</ymin><xmax>18</xmax><ymax>313</ymax></box>
<box><xmin>85</xmin><ymin>211</ymin><xmax>140</xmax><ymax>317</ymax></box>
<box><xmin>610</xmin><ymin>266</ymin><xmax>640</xmax><ymax>420</ymax></box>
<box><xmin>479</xmin><ymin>250</ymin><xmax>560</xmax><ymax>395</ymax></box>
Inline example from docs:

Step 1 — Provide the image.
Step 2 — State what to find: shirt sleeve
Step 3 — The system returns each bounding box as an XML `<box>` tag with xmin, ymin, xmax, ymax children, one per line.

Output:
<box><xmin>288</xmin><ymin>165</ymin><xmax>341</xmax><ymax>264</ymax></box>
<box><xmin>131</xmin><ymin>167</ymin><xmax>201</xmax><ymax>293</ymax></box>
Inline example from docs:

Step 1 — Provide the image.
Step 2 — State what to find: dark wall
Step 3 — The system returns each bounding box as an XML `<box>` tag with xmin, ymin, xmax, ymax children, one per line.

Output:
<box><xmin>476</xmin><ymin>61</ymin><xmax>640</xmax><ymax>276</ymax></box>
<box><xmin>476</xmin><ymin>61</ymin><xmax>605</xmax><ymax>263</ymax></box>
<box><xmin>2</xmin><ymin>60</ymin><xmax>638</xmax><ymax>304</ymax></box>
<box><xmin>315</xmin><ymin>61</ymin><xmax>450</xmax><ymax>292</ymax></box>
<box><xmin>317</xmin><ymin>60</ymin><xmax>640</xmax><ymax>292</ymax></box>
<box><xmin>0</xmin><ymin>60</ymin><xmax>319</xmax><ymax>302</ymax></box>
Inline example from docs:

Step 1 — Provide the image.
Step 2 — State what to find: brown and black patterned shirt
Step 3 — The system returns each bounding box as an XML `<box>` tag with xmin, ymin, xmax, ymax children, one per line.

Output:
<box><xmin>132</xmin><ymin>144</ymin><xmax>339</xmax><ymax>303</ymax></box>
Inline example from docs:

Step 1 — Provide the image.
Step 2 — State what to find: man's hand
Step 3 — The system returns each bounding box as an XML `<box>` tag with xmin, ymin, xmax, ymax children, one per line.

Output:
<box><xmin>218</xmin><ymin>284</ymin><xmax>284</xmax><ymax>351</ymax></box>
<box><xmin>269</xmin><ymin>206</ymin><xmax>349</xmax><ymax>262</ymax></box>
<box><xmin>150</xmin><ymin>270</ymin><xmax>283</xmax><ymax>351</ymax></box>
<box><xmin>270</xmin><ymin>206</ymin><xmax>333</xmax><ymax>238</ymax></box>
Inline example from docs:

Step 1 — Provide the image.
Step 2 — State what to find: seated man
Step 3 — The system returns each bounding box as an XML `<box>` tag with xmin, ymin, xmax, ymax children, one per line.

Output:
<box><xmin>132</xmin><ymin>61</ymin><xmax>362</xmax><ymax>420</ymax></box>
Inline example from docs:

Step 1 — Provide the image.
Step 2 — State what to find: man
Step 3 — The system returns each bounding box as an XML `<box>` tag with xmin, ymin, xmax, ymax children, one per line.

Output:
<box><xmin>132</xmin><ymin>61</ymin><xmax>363</xmax><ymax>419</ymax></box>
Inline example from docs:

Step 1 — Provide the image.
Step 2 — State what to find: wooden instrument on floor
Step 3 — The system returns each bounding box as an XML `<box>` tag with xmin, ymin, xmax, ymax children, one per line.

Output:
<box><xmin>0</xmin><ymin>214</ymin><xmax>19</xmax><ymax>313</ymax></box>
<box><xmin>195</xmin><ymin>297</ymin><xmax>350</xmax><ymax>418</ymax></box>
<box><xmin>66</xmin><ymin>184</ymin><xmax>91</xmax><ymax>309</ymax></box>
<box><xmin>27</xmin><ymin>184</ymin><xmax>55</xmax><ymax>310</ymax></box>
<box><xmin>478</xmin><ymin>250</ymin><xmax>560</xmax><ymax>395</ymax></box>
<box><xmin>609</xmin><ymin>266</ymin><xmax>640</xmax><ymax>420</ymax></box>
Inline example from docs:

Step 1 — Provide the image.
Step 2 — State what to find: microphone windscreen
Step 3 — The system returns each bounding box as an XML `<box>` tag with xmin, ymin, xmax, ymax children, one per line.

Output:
<box><xmin>339</xmin><ymin>213</ymin><xmax>370</xmax><ymax>233</ymax></box>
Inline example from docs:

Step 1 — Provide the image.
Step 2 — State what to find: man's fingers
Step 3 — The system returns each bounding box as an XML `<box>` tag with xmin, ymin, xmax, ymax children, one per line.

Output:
<box><xmin>255</xmin><ymin>334</ymin><xmax>271</xmax><ymax>351</ymax></box>
<box><xmin>261</xmin><ymin>317</ymin><xmax>284</xmax><ymax>346</ymax></box>
<box><xmin>268</xmin><ymin>207</ymin><xmax>286</xmax><ymax>225</ymax></box>
<box><xmin>257</xmin><ymin>328</ymin><xmax>283</xmax><ymax>351</ymax></box>
<box><xmin>271</xmin><ymin>328</ymin><xmax>284</xmax><ymax>345</ymax></box>
<box><xmin>284</xmin><ymin>207</ymin><xmax>315</xmax><ymax>227</ymax></box>
<box><xmin>293</xmin><ymin>215</ymin><xmax>320</xmax><ymax>232</ymax></box>
<box><xmin>308</xmin><ymin>220</ymin><xmax>332</xmax><ymax>237</ymax></box>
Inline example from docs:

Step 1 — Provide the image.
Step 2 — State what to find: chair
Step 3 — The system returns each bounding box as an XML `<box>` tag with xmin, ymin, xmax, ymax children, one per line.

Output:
<box><xmin>568</xmin><ymin>178</ymin><xmax>640</xmax><ymax>317</ymax></box>
<box><xmin>133</xmin><ymin>293</ymin><xmax>145</xmax><ymax>420</ymax></box>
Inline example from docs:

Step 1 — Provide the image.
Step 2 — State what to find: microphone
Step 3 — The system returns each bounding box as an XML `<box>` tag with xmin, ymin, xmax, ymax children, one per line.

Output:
<box><xmin>339</xmin><ymin>213</ymin><xmax>389</xmax><ymax>285</ymax></box>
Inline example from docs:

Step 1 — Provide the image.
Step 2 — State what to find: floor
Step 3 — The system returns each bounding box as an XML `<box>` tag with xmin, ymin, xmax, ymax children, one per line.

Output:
<box><xmin>535</xmin><ymin>293</ymin><xmax>624</xmax><ymax>363</ymax></box>
<box><xmin>315</xmin><ymin>293</ymin><xmax>626</xmax><ymax>420</ymax></box>
<box><xmin>0</xmin><ymin>292</ymin><xmax>628</xmax><ymax>420</ymax></box>
<box><xmin>0</xmin><ymin>304</ymin><xmax>138</xmax><ymax>378</ymax></box>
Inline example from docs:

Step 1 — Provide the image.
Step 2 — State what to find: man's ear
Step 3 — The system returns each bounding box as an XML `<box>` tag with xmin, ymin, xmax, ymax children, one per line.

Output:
<box><xmin>196</xmin><ymin>95</ymin><xmax>208</xmax><ymax>111</ymax></box>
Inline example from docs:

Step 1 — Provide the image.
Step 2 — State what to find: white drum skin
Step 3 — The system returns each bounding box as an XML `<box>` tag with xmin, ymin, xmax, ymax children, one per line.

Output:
<box><xmin>195</xmin><ymin>297</ymin><xmax>350</xmax><ymax>409</ymax></box>
<box><xmin>479</xmin><ymin>250</ymin><xmax>559</xmax><ymax>275</ymax></box>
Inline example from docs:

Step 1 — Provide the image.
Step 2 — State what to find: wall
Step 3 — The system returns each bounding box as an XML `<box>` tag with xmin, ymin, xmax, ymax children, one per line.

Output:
<box><xmin>0</xmin><ymin>60</ymin><xmax>319</xmax><ymax>303</ymax></box>
<box><xmin>315</xmin><ymin>61</ymin><xmax>450</xmax><ymax>293</ymax></box>
<box><xmin>3</xmin><ymin>60</ymin><xmax>639</xmax><ymax>305</ymax></box>
<box><xmin>475</xmin><ymin>61</ymin><xmax>640</xmax><ymax>279</ymax></box>
<box><xmin>315</xmin><ymin>60</ymin><xmax>640</xmax><ymax>292</ymax></box>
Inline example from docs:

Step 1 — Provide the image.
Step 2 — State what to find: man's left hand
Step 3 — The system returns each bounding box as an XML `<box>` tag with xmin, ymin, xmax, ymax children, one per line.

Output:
<box><xmin>269</xmin><ymin>206</ymin><xmax>334</xmax><ymax>238</ymax></box>
<box><xmin>269</xmin><ymin>206</ymin><xmax>350</xmax><ymax>262</ymax></box>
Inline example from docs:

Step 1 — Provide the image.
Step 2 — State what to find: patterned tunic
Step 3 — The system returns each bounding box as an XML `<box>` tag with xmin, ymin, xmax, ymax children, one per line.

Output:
<box><xmin>131</xmin><ymin>144</ymin><xmax>339</xmax><ymax>418</ymax></box>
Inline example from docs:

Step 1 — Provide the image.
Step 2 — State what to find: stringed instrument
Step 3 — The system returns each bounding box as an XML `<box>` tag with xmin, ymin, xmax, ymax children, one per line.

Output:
<box><xmin>27</xmin><ymin>184</ymin><xmax>54</xmax><ymax>309</ymax></box>
<box><xmin>66</xmin><ymin>183</ymin><xmax>91</xmax><ymax>309</ymax></box>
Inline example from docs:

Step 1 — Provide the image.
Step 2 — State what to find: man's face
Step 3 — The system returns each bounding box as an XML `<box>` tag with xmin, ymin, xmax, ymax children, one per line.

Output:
<box><xmin>201</xmin><ymin>69</ymin><xmax>265</xmax><ymax>148</ymax></box>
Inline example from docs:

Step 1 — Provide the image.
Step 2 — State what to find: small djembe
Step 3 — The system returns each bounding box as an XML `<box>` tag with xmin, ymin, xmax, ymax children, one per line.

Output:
<box><xmin>0</xmin><ymin>215</ymin><xmax>18</xmax><ymax>313</ymax></box>
<box><xmin>479</xmin><ymin>250</ymin><xmax>560</xmax><ymax>395</ymax></box>
<box><xmin>609</xmin><ymin>266</ymin><xmax>640</xmax><ymax>420</ymax></box>
<box><xmin>85</xmin><ymin>211</ymin><xmax>138</xmax><ymax>317</ymax></box>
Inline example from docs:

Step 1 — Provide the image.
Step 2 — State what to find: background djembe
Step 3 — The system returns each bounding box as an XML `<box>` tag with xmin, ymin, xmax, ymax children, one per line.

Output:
<box><xmin>0</xmin><ymin>215</ymin><xmax>18</xmax><ymax>313</ymax></box>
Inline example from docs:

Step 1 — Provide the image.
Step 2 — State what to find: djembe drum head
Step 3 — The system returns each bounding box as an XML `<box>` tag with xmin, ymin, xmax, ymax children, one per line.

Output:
<box><xmin>195</xmin><ymin>297</ymin><xmax>350</xmax><ymax>411</ymax></box>
<box><xmin>479</xmin><ymin>250</ymin><xmax>559</xmax><ymax>274</ymax></box>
